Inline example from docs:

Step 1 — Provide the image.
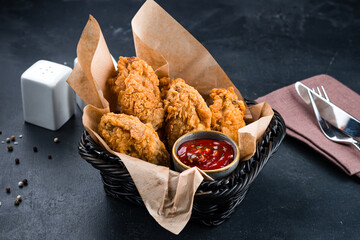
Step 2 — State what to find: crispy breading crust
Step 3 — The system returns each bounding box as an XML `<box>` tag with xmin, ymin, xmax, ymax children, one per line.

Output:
<box><xmin>164</xmin><ymin>78</ymin><xmax>212</xmax><ymax>147</ymax></box>
<box><xmin>209</xmin><ymin>87</ymin><xmax>246</xmax><ymax>142</ymax></box>
<box><xmin>107</xmin><ymin>57</ymin><xmax>164</xmax><ymax>130</ymax></box>
<box><xmin>98</xmin><ymin>113</ymin><xmax>170</xmax><ymax>167</ymax></box>
<box><xmin>159</xmin><ymin>77</ymin><xmax>170</xmax><ymax>100</ymax></box>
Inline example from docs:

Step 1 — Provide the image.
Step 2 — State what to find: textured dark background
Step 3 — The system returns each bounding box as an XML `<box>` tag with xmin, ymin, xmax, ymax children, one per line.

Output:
<box><xmin>0</xmin><ymin>0</ymin><xmax>359</xmax><ymax>239</ymax></box>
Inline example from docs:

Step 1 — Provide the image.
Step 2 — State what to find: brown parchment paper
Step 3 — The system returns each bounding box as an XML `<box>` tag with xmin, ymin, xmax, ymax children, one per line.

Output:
<box><xmin>239</xmin><ymin>102</ymin><xmax>274</xmax><ymax>160</ymax></box>
<box><xmin>132</xmin><ymin>0</ymin><xmax>253</xmax><ymax>119</ymax></box>
<box><xmin>67</xmin><ymin>0</ymin><xmax>274</xmax><ymax>235</ymax></box>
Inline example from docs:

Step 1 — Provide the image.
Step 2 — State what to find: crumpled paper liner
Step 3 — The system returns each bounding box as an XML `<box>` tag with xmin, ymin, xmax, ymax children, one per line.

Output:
<box><xmin>67</xmin><ymin>0</ymin><xmax>274</xmax><ymax>235</ymax></box>
<box><xmin>239</xmin><ymin>102</ymin><xmax>274</xmax><ymax>160</ymax></box>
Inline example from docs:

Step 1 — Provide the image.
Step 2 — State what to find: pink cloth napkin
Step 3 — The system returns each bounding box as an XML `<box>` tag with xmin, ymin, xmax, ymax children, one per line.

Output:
<box><xmin>256</xmin><ymin>74</ymin><xmax>360</xmax><ymax>178</ymax></box>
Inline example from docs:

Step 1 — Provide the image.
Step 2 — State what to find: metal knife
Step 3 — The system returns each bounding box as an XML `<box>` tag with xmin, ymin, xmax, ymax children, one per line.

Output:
<box><xmin>295</xmin><ymin>82</ymin><xmax>360</xmax><ymax>141</ymax></box>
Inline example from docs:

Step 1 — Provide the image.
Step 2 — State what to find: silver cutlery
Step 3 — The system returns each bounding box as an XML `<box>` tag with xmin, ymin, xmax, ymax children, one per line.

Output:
<box><xmin>295</xmin><ymin>82</ymin><xmax>360</xmax><ymax>140</ymax></box>
<box><xmin>308</xmin><ymin>87</ymin><xmax>360</xmax><ymax>151</ymax></box>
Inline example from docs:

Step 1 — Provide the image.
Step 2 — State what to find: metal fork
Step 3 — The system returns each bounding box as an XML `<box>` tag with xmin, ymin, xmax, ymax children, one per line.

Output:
<box><xmin>308</xmin><ymin>87</ymin><xmax>360</xmax><ymax>151</ymax></box>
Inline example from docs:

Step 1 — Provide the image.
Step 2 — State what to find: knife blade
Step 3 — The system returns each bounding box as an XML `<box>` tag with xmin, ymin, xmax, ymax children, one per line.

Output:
<box><xmin>295</xmin><ymin>82</ymin><xmax>360</xmax><ymax>141</ymax></box>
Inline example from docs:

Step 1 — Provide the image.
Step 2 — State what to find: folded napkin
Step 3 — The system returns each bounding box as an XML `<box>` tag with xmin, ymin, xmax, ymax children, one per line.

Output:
<box><xmin>256</xmin><ymin>74</ymin><xmax>360</xmax><ymax>178</ymax></box>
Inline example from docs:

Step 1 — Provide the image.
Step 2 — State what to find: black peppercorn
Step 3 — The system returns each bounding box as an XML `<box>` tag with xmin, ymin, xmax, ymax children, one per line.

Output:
<box><xmin>6</xmin><ymin>187</ymin><xmax>10</xmax><ymax>193</ymax></box>
<box><xmin>8</xmin><ymin>145</ymin><xmax>13</xmax><ymax>151</ymax></box>
<box><xmin>15</xmin><ymin>158</ymin><xmax>20</xmax><ymax>164</ymax></box>
<box><xmin>11</xmin><ymin>136</ymin><xmax>15</xmax><ymax>141</ymax></box>
<box><xmin>22</xmin><ymin>179</ymin><xmax>28</xmax><ymax>185</ymax></box>
<box><xmin>0</xmin><ymin>130</ymin><xmax>2</xmax><ymax>134</ymax></box>
<box><xmin>48</xmin><ymin>155</ymin><xmax>52</xmax><ymax>159</ymax></box>
<box><xmin>33</xmin><ymin>146</ymin><xmax>38</xmax><ymax>152</ymax></box>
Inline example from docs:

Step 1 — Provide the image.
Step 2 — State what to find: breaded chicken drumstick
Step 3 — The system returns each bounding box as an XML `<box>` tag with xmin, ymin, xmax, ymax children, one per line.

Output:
<box><xmin>164</xmin><ymin>78</ymin><xmax>212</xmax><ymax>147</ymax></box>
<box><xmin>98</xmin><ymin>113</ymin><xmax>170</xmax><ymax>167</ymax></box>
<box><xmin>209</xmin><ymin>87</ymin><xmax>246</xmax><ymax>142</ymax></box>
<box><xmin>107</xmin><ymin>57</ymin><xmax>164</xmax><ymax>130</ymax></box>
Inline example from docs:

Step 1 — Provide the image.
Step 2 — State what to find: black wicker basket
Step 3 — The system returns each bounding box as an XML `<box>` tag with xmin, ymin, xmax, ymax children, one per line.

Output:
<box><xmin>78</xmin><ymin>100</ymin><xmax>286</xmax><ymax>226</ymax></box>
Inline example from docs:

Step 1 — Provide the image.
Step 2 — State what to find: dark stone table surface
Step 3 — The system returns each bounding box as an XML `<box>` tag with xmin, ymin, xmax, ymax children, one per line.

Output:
<box><xmin>0</xmin><ymin>0</ymin><xmax>359</xmax><ymax>239</ymax></box>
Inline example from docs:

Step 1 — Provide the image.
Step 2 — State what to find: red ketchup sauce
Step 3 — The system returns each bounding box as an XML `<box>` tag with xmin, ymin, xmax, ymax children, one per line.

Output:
<box><xmin>177</xmin><ymin>139</ymin><xmax>234</xmax><ymax>170</ymax></box>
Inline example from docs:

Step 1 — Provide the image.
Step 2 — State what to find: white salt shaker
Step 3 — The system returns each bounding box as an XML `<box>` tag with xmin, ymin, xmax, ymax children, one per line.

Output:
<box><xmin>21</xmin><ymin>60</ymin><xmax>74</xmax><ymax>131</ymax></box>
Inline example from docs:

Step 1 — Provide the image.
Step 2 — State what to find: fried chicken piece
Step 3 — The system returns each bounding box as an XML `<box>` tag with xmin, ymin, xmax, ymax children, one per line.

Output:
<box><xmin>98</xmin><ymin>113</ymin><xmax>170</xmax><ymax>167</ymax></box>
<box><xmin>164</xmin><ymin>78</ymin><xmax>212</xmax><ymax>147</ymax></box>
<box><xmin>159</xmin><ymin>77</ymin><xmax>170</xmax><ymax>99</ymax></box>
<box><xmin>107</xmin><ymin>57</ymin><xmax>164</xmax><ymax>130</ymax></box>
<box><xmin>209</xmin><ymin>87</ymin><xmax>246</xmax><ymax>143</ymax></box>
